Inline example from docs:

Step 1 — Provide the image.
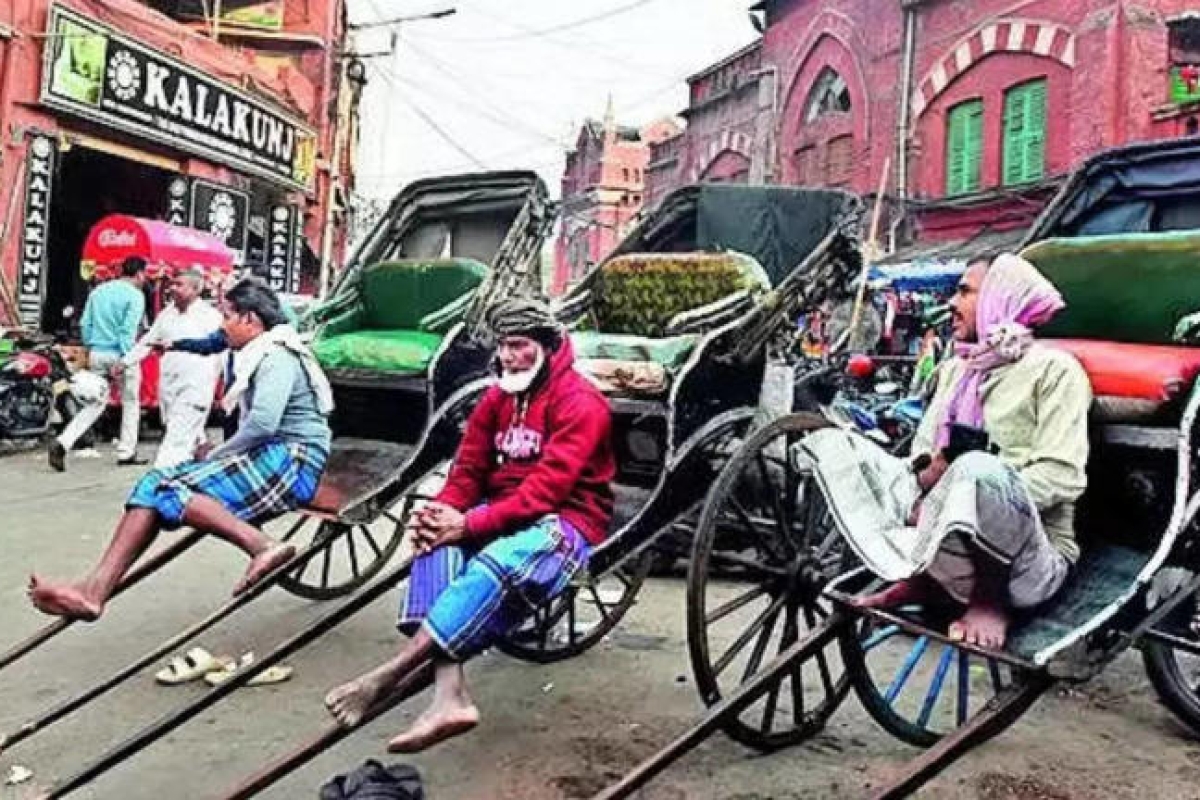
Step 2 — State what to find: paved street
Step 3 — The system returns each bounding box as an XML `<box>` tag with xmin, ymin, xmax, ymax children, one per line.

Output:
<box><xmin>3</xmin><ymin>442</ymin><xmax>1200</xmax><ymax>800</ymax></box>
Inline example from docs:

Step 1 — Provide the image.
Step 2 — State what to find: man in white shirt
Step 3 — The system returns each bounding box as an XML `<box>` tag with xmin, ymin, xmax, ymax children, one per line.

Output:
<box><xmin>120</xmin><ymin>270</ymin><xmax>222</xmax><ymax>468</ymax></box>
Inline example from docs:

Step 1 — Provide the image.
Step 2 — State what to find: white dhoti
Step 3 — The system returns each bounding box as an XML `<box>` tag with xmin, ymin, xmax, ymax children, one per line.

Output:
<box><xmin>800</xmin><ymin>428</ymin><xmax>1069</xmax><ymax>609</ymax></box>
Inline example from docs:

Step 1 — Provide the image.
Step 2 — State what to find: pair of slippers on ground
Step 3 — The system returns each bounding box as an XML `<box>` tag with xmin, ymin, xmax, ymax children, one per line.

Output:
<box><xmin>155</xmin><ymin>647</ymin><xmax>293</xmax><ymax>687</ymax></box>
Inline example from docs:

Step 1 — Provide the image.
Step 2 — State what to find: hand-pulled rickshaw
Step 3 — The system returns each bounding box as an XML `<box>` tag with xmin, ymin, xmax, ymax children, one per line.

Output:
<box><xmin>0</xmin><ymin>183</ymin><xmax>866</xmax><ymax>798</ymax></box>
<box><xmin>595</xmin><ymin>136</ymin><xmax>1200</xmax><ymax>799</ymax></box>
<box><xmin>79</xmin><ymin>214</ymin><xmax>236</xmax><ymax>413</ymax></box>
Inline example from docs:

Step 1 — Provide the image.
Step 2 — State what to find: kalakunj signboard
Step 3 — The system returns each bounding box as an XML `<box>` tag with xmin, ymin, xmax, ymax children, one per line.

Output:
<box><xmin>41</xmin><ymin>4</ymin><xmax>316</xmax><ymax>191</ymax></box>
<box><xmin>190</xmin><ymin>179</ymin><xmax>249</xmax><ymax>266</ymax></box>
<box><xmin>265</xmin><ymin>204</ymin><xmax>302</xmax><ymax>294</ymax></box>
<box><xmin>18</xmin><ymin>135</ymin><xmax>57</xmax><ymax>328</ymax></box>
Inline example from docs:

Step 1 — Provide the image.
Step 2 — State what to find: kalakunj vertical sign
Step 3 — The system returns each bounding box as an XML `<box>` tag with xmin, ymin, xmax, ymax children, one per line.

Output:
<box><xmin>266</xmin><ymin>205</ymin><xmax>302</xmax><ymax>294</ymax></box>
<box><xmin>40</xmin><ymin>4</ymin><xmax>316</xmax><ymax>192</ymax></box>
<box><xmin>18</xmin><ymin>135</ymin><xmax>57</xmax><ymax>328</ymax></box>
<box><xmin>166</xmin><ymin>176</ymin><xmax>190</xmax><ymax>226</ymax></box>
<box><xmin>190</xmin><ymin>179</ymin><xmax>249</xmax><ymax>266</ymax></box>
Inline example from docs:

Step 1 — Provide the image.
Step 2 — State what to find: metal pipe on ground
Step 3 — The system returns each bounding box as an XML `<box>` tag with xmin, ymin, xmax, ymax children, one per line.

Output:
<box><xmin>219</xmin><ymin>660</ymin><xmax>435</xmax><ymax>800</ymax></box>
<box><xmin>0</xmin><ymin>526</ymin><xmax>329</xmax><ymax>754</ymax></box>
<box><xmin>33</xmin><ymin>554</ymin><xmax>416</xmax><ymax>800</ymax></box>
<box><xmin>0</xmin><ymin>531</ymin><xmax>205</xmax><ymax>674</ymax></box>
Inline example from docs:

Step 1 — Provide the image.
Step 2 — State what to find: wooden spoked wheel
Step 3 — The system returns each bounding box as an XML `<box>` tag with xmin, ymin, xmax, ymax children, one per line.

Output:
<box><xmin>687</xmin><ymin>413</ymin><xmax>852</xmax><ymax>751</ymax></box>
<box><xmin>495</xmin><ymin>552</ymin><xmax>654</xmax><ymax>664</ymax></box>
<box><xmin>270</xmin><ymin>511</ymin><xmax>408</xmax><ymax>601</ymax></box>
<box><xmin>839</xmin><ymin>601</ymin><xmax>1025</xmax><ymax>746</ymax></box>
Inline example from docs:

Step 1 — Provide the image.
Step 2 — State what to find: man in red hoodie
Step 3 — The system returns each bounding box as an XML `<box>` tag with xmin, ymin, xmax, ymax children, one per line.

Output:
<box><xmin>325</xmin><ymin>297</ymin><xmax>614</xmax><ymax>752</ymax></box>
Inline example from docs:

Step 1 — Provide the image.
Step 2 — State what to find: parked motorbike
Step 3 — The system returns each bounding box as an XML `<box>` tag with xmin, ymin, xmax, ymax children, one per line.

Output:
<box><xmin>0</xmin><ymin>333</ymin><xmax>82</xmax><ymax>443</ymax></box>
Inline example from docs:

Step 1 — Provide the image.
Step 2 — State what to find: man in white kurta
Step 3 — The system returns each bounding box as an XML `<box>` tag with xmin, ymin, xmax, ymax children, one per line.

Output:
<box><xmin>120</xmin><ymin>270</ymin><xmax>222</xmax><ymax>468</ymax></box>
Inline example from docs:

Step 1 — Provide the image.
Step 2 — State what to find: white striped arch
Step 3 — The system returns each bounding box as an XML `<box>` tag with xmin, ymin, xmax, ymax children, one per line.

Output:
<box><xmin>689</xmin><ymin>129</ymin><xmax>754</xmax><ymax>182</ymax></box>
<box><xmin>912</xmin><ymin>19</ymin><xmax>1076</xmax><ymax>119</ymax></box>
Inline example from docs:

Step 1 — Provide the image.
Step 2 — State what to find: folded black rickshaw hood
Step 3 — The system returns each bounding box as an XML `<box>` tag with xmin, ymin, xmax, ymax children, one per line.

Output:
<box><xmin>1025</xmin><ymin>135</ymin><xmax>1200</xmax><ymax>243</ymax></box>
<box><xmin>610</xmin><ymin>184</ymin><xmax>860</xmax><ymax>288</ymax></box>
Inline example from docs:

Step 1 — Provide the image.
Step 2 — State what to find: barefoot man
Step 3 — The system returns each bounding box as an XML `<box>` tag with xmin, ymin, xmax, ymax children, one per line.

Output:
<box><xmin>325</xmin><ymin>297</ymin><xmax>613</xmax><ymax>752</ymax></box>
<box><xmin>802</xmin><ymin>253</ymin><xmax>1091</xmax><ymax>649</ymax></box>
<box><xmin>29</xmin><ymin>278</ymin><xmax>333</xmax><ymax>620</ymax></box>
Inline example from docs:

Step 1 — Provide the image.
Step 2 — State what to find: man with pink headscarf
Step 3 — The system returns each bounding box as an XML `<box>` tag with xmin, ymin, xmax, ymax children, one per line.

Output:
<box><xmin>802</xmin><ymin>252</ymin><xmax>1092</xmax><ymax>649</ymax></box>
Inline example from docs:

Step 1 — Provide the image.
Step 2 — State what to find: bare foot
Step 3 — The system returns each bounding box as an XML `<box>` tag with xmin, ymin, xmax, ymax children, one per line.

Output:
<box><xmin>233</xmin><ymin>544</ymin><xmax>296</xmax><ymax>595</ymax></box>
<box><xmin>324</xmin><ymin>678</ymin><xmax>382</xmax><ymax>729</ymax></box>
<box><xmin>948</xmin><ymin>602</ymin><xmax>1010</xmax><ymax>649</ymax></box>
<box><xmin>27</xmin><ymin>575</ymin><xmax>102</xmax><ymax>621</ymax></box>
<box><xmin>387</xmin><ymin>703</ymin><xmax>480</xmax><ymax>753</ymax></box>
<box><xmin>850</xmin><ymin>575</ymin><xmax>943</xmax><ymax>610</ymax></box>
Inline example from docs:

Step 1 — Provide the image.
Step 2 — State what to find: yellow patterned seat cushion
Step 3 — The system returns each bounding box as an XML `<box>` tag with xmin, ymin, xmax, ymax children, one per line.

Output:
<box><xmin>592</xmin><ymin>251</ymin><xmax>769</xmax><ymax>338</ymax></box>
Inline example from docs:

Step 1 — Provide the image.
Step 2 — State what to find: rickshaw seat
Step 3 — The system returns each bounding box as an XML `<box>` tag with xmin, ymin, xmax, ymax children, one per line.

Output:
<box><xmin>315</xmin><ymin>259</ymin><xmax>487</xmax><ymax>375</ymax></box>
<box><xmin>574</xmin><ymin>251</ymin><xmax>769</xmax><ymax>396</ymax></box>
<box><xmin>1045</xmin><ymin>340</ymin><xmax>1200</xmax><ymax>423</ymax></box>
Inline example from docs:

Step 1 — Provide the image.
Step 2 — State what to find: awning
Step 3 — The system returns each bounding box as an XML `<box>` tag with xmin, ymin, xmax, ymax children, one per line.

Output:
<box><xmin>874</xmin><ymin>226</ymin><xmax>1030</xmax><ymax>267</ymax></box>
<box><xmin>81</xmin><ymin>214</ymin><xmax>235</xmax><ymax>281</ymax></box>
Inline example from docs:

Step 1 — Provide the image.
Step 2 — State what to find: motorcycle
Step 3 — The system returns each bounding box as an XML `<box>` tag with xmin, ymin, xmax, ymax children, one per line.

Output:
<box><xmin>0</xmin><ymin>333</ymin><xmax>86</xmax><ymax>444</ymax></box>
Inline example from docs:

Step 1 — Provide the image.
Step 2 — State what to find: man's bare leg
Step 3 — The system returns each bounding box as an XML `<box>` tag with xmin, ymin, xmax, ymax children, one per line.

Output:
<box><xmin>325</xmin><ymin>627</ymin><xmax>438</xmax><ymax>728</ymax></box>
<box><xmin>28</xmin><ymin>509</ymin><xmax>161</xmax><ymax>621</ymax></box>
<box><xmin>850</xmin><ymin>573</ymin><xmax>947</xmax><ymax>610</ymax></box>
<box><xmin>947</xmin><ymin>549</ymin><xmax>1010</xmax><ymax>649</ymax></box>
<box><xmin>388</xmin><ymin>660</ymin><xmax>479</xmax><ymax>753</ymax></box>
<box><xmin>181</xmin><ymin>495</ymin><xmax>295</xmax><ymax>595</ymax></box>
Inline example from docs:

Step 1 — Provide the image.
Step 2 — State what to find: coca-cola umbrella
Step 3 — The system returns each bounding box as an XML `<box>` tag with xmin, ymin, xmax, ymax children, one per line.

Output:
<box><xmin>81</xmin><ymin>215</ymin><xmax>235</xmax><ymax>283</ymax></box>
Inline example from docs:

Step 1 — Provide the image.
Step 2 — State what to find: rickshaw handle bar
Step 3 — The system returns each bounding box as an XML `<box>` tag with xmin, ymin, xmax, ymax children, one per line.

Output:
<box><xmin>0</xmin><ymin>528</ymin><xmax>331</xmax><ymax>754</ymax></box>
<box><xmin>592</xmin><ymin>613</ymin><xmax>847</xmax><ymax>800</ymax></box>
<box><xmin>37</xmin><ymin>553</ymin><xmax>417</xmax><ymax>799</ymax></box>
<box><xmin>219</xmin><ymin>660</ymin><xmax>435</xmax><ymax>800</ymax></box>
<box><xmin>0</xmin><ymin>531</ymin><xmax>204</xmax><ymax>674</ymax></box>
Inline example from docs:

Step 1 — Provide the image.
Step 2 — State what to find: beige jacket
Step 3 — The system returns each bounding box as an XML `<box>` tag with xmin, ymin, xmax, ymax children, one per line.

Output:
<box><xmin>913</xmin><ymin>344</ymin><xmax>1093</xmax><ymax>562</ymax></box>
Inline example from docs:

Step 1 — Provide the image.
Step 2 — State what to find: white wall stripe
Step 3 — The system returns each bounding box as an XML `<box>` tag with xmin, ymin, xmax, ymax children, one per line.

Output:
<box><xmin>1061</xmin><ymin>35</ymin><xmax>1076</xmax><ymax>67</ymax></box>
<box><xmin>931</xmin><ymin>63</ymin><xmax>948</xmax><ymax>92</ymax></box>
<box><xmin>1007</xmin><ymin>21</ymin><xmax>1027</xmax><ymax>50</ymax></box>
<box><xmin>955</xmin><ymin>41</ymin><xmax>972</xmax><ymax>71</ymax></box>
<box><xmin>1033</xmin><ymin>24</ymin><xmax>1056</xmax><ymax>56</ymax></box>
<box><xmin>981</xmin><ymin>24</ymin><xmax>998</xmax><ymax>53</ymax></box>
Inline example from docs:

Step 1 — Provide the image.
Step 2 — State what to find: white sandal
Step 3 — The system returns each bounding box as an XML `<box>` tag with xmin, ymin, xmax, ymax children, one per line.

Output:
<box><xmin>155</xmin><ymin>648</ymin><xmax>227</xmax><ymax>685</ymax></box>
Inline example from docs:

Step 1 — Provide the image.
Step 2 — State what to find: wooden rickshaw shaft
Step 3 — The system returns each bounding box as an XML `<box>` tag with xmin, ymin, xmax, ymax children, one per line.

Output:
<box><xmin>0</xmin><ymin>531</ymin><xmax>205</xmax><ymax>674</ymax></box>
<box><xmin>0</xmin><ymin>523</ymin><xmax>329</xmax><ymax>754</ymax></box>
<box><xmin>35</xmin><ymin>553</ymin><xmax>417</xmax><ymax>800</ymax></box>
<box><xmin>219</xmin><ymin>661</ymin><xmax>436</xmax><ymax>800</ymax></box>
<box><xmin>592</xmin><ymin>613</ymin><xmax>847</xmax><ymax>800</ymax></box>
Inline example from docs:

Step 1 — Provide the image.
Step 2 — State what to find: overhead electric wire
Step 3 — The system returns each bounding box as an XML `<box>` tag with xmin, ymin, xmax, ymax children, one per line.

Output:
<box><xmin>440</xmin><ymin>0</ymin><xmax>665</xmax><ymax>43</ymax></box>
<box><xmin>365</xmin><ymin>62</ymin><xmax>488</xmax><ymax>170</ymax></box>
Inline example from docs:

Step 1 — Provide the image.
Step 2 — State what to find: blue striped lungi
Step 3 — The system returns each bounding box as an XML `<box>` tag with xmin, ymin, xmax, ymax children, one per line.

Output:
<box><xmin>127</xmin><ymin>441</ymin><xmax>327</xmax><ymax>528</ymax></box>
<box><xmin>399</xmin><ymin>515</ymin><xmax>590</xmax><ymax>660</ymax></box>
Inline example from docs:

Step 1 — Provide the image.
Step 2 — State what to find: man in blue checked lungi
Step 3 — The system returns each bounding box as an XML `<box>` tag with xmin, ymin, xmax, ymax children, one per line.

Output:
<box><xmin>28</xmin><ymin>278</ymin><xmax>333</xmax><ymax>621</ymax></box>
<box><xmin>325</xmin><ymin>297</ymin><xmax>615</xmax><ymax>753</ymax></box>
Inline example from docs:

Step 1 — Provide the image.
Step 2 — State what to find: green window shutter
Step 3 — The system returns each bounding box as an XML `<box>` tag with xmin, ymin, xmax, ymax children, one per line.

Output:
<box><xmin>946</xmin><ymin>99</ymin><xmax>982</xmax><ymax>196</ymax></box>
<box><xmin>1003</xmin><ymin>79</ymin><xmax>1046</xmax><ymax>185</ymax></box>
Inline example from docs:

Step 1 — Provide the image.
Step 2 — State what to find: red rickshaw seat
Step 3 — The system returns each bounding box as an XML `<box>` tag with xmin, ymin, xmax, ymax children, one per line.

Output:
<box><xmin>1046</xmin><ymin>339</ymin><xmax>1200</xmax><ymax>423</ymax></box>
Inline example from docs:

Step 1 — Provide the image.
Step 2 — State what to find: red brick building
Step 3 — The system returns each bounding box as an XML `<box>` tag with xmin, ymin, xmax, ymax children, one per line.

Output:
<box><xmin>553</xmin><ymin>109</ymin><xmax>678</xmax><ymax>293</ymax></box>
<box><xmin>0</xmin><ymin>0</ymin><xmax>358</xmax><ymax>330</ymax></box>
<box><xmin>648</xmin><ymin>0</ymin><xmax>1200</xmax><ymax>251</ymax></box>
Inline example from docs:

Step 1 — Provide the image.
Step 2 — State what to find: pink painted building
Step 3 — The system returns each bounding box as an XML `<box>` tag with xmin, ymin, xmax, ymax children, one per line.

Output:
<box><xmin>648</xmin><ymin>0</ymin><xmax>1200</xmax><ymax>250</ymax></box>
<box><xmin>553</xmin><ymin>111</ymin><xmax>679</xmax><ymax>293</ymax></box>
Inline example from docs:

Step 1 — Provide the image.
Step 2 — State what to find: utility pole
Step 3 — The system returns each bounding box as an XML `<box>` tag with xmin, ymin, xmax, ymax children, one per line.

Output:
<box><xmin>317</xmin><ymin>6</ymin><xmax>457</xmax><ymax>298</ymax></box>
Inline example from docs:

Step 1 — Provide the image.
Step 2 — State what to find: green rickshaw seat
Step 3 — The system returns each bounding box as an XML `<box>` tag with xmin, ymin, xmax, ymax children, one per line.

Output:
<box><xmin>315</xmin><ymin>258</ymin><xmax>487</xmax><ymax>375</ymax></box>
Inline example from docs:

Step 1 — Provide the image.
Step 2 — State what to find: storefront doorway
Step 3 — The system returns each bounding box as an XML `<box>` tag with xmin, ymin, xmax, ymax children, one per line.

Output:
<box><xmin>44</xmin><ymin>146</ymin><xmax>172</xmax><ymax>328</ymax></box>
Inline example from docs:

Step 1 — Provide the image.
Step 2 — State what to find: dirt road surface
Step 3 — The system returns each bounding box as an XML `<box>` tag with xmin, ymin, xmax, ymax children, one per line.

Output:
<box><xmin>2</xmin><ymin>444</ymin><xmax>1199</xmax><ymax>799</ymax></box>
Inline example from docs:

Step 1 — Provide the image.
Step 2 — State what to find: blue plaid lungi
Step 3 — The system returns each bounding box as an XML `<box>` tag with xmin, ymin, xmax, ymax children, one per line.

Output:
<box><xmin>127</xmin><ymin>441</ymin><xmax>327</xmax><ymax>528</ymax></box>
<box><xmin>399</xmin><ymin>515</ymin><xmax>590</xmax><ymax>660</ymax></box>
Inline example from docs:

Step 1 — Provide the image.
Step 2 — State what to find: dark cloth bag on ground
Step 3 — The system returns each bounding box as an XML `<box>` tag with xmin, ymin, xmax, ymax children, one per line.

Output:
<box><xmin>319</xmin><ymin>761</ymin><xmax>424</xmax><ymax>800</ymax></box>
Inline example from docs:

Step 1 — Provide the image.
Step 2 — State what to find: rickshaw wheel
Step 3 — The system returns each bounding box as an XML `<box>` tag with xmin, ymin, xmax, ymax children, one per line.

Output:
<box><xmin>839</xmin><ymin>601</ymin><xmax>1028</xmax><ymax>747</ymax></box>
<box><xmin>687</xmin><ymin>413</ymin><xmax>852</xmax><ymax>752</ymax></box>
<box><xmin>271</xmin><ymin>514</ymin><xmax>405</xmax><ymax>601</ymax></box>
<box><xmin>1142</xmin><ymin>580</ymin><xmax>1200</xmax><ymax>736</ymax></box>
<box><xmin>495</xmin><ymin>552</ymin><xmax>654</xmax><ymax>664</ymax></box>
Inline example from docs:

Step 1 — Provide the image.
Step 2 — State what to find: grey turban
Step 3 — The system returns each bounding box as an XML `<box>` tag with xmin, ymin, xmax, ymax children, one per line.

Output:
<box><xmin>486</xmin><ymin>296</ymin><xmax>562</xmax><ymax>349</ymax></box>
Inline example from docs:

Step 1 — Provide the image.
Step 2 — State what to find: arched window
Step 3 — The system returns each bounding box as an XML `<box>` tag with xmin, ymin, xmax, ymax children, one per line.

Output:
<box><xmin>804</xmin><ymin>67</ymin><xmax>852</xmax><ymax>123</ymax></box>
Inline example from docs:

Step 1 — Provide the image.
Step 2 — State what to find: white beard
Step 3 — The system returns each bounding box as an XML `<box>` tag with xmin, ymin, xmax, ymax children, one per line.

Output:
<box><xmin>498</xmin><ymin>345</ymin><xmax>546</xmax><ymax>394</ymax></box>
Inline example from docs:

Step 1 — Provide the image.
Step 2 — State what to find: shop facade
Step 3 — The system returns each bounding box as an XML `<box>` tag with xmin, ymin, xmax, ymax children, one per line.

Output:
<box><xmin>0</xmin><ymin>0</ymin><xmax>355</xmax><ymax>331</ymax></box>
